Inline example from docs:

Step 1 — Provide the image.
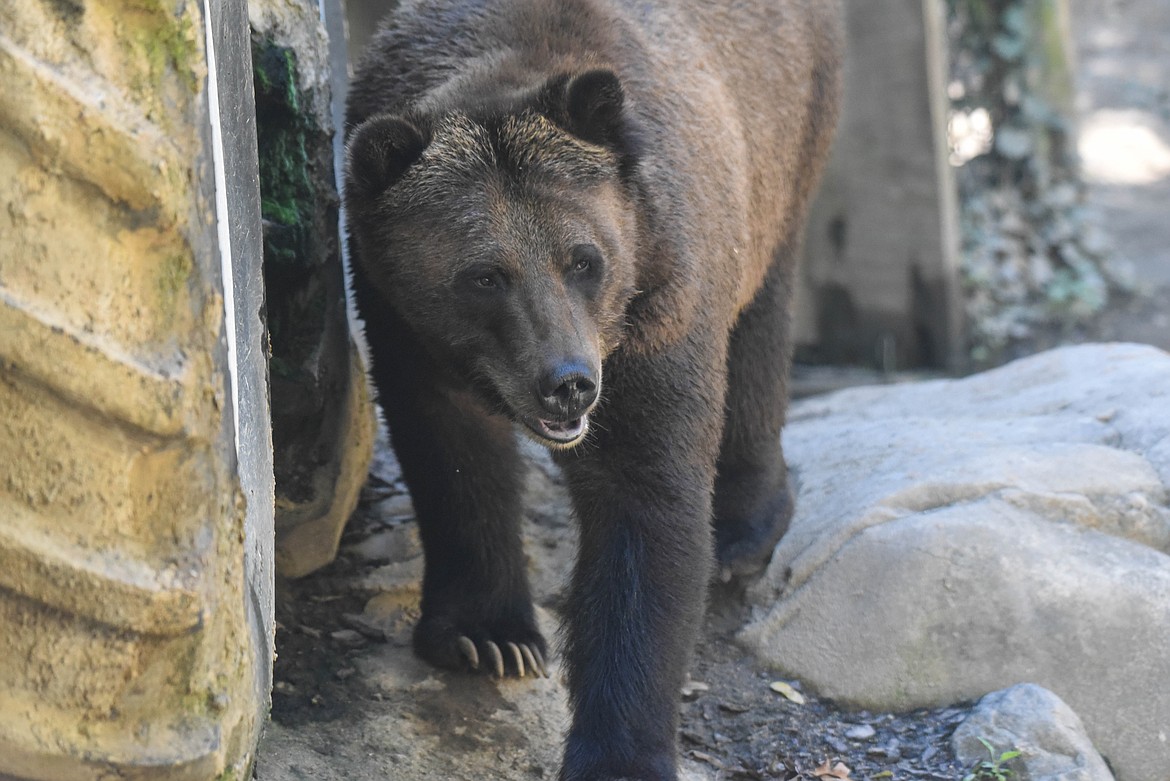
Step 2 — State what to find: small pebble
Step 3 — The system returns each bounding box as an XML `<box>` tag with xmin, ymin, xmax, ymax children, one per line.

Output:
<box><xmin>331</xmin><ymin>629</ymin><xmax>366</xmax><ymax>648</ymax></box>
<box><xmin>940</xmin><ymin>708</ymin><xmax>966</xmax><ymax>723</ymax></box>
<box><xmin>717</xmin><ymin>701</ymin><xmax>750</xmax><ymax>714</ymax></box>
<box><xmin>845</xmin><ymin>724</ymin><xmax>876</xmax><ymax>740</ymax></box>
<box><xmin>342</xmin><ymin>613</ymin><xmax>389</xmax><ymax>641</ymax></box>
<box><xmin>374</xmin><ymin>494</ymin><xmax>414</xmax><ymax>520</ymax></box>
<box><xmin>867</xmin><ymin>740</ymin><xmax>902</xmax><ymax>763</ymax></box>
<box><xmin>825</xmin><ymin>736</ymin><xmax>849</xmax><ymax>754</ymax></box>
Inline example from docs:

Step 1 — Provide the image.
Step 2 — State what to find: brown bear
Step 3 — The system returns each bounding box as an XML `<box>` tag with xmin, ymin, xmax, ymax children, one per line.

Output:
<box><xmin>343</xmin><ymin>1</ymin><xmax>842</xmax><ymax>778</ymax></box>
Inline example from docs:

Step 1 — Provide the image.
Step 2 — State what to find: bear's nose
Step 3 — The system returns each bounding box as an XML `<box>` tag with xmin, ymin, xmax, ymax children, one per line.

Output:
<box><xmin>537</xmin><ymin>361</ymin><xmax>598</xmax><ymax>418</ymax></box>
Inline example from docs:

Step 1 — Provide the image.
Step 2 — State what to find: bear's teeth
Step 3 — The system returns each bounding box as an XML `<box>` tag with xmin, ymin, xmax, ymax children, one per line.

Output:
<box><xmin>538</xmin><ymin>416</ymin><xmax>586</xmax><ymax>441</ymax></box>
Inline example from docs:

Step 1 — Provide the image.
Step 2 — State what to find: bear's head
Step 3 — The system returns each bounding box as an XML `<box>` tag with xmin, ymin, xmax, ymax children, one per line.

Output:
<box><xmin>345</xmin><ymin>69</ymin><xmax>641</xmax><ymax>449</ymax></box>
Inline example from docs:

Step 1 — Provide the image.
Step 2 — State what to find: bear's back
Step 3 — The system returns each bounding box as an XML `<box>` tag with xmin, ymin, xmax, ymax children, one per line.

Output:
<box><xmin>347</xmin><ymin>0</ymin><xmax>842</xmax><ymax>328</ymax></box>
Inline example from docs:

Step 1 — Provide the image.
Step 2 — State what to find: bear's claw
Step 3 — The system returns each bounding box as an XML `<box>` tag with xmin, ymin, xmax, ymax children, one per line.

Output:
<box><xmin>519</xmin><ymin>643</ymin><xmax>544</xmax><ymax>678</ymax></box>
<box><xmin>456</xmin><ymin>635</ymin><xmax>548</xmax><ymax>678</ymax></box>
<box><xmin>505</xmin><ymin>642</ymin><xmax>525</xmax><ymax>676</ymax></box>
<box><xmin>456</xmin><ymin>635</ymin><xmax>480</xmax><ymax>670</ymax></box>
<box><xmin>485</xmin><ymin>640</ymin><xmax>505</xmax><ymax>678</ymax></box>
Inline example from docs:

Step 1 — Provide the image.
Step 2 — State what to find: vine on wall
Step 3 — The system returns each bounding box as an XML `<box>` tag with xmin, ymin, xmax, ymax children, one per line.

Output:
<box><xmin>945</xmin><ymin>0</ymin><xmax>1134</xmax><ymax>367</ymax></box>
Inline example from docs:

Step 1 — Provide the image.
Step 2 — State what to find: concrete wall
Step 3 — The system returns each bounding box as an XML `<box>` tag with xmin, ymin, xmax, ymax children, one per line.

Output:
<box><xmin>795</xmin><ymin>0</ymin><xmax>964</xmax><ymax>371</ymax></box>
<box><xmin>0</xmin><ymin>0</ymin><xmax>273</xmax><ymax>777</ymax></box>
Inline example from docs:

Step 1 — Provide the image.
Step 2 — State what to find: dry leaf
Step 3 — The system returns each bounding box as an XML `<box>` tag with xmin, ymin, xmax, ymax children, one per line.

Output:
<box><xmin>686</xmin><ymin>750</ymin><xmax>724</xmax><ymax>770</ymax></box>
<box><xmin>813</xmin><ymin>759</ymin><xmax>852</xmax><ymax>779</ymax></box>
<box><xmin>768</xmin><ymin>680</ymin><xmax>806</xmax><ymax>704</ymax></box>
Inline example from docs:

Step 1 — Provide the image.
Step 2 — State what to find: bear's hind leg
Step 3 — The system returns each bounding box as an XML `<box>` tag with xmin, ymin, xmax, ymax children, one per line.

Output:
<box><xmin>713</xmin><ymin>250</ymin><xmax>798</xmax><ymax>580</ymax></box>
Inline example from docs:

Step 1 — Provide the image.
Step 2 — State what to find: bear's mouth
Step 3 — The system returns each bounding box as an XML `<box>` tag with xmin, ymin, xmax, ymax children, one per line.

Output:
<box><xmin>527</xmin><ymin>414</ymin><xmax>588</xmax><ymax>446</ymax></box>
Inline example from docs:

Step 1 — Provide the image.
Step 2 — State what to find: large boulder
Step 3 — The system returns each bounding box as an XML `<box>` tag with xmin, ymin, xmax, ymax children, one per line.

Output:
<box><xmin>739</xmin><ymin>343</ymin><xmax>1170</xmax><ymax>781</ymax></box>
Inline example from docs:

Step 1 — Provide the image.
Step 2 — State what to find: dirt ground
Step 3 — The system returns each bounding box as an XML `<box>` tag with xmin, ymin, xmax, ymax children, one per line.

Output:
<box><xmin>257</xmin><ymin>3</ymin><xmax>1166</xmax><ymax>779</ymax></box>
<box><xmin>260</xmin><ymin>436</ymin><xmax>968</xmax><ymax>781</ymax></box>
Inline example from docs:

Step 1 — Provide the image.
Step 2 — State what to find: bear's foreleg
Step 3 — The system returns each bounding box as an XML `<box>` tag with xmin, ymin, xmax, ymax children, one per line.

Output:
<box><xmin>364</xmin><ymin>311</ymin><xmax>546</xmax><ymax>678</ymax></box>
<box><xmin>713</xmin><ymin>250</ymin><xmax>799</xmax><ymax>580</ymax></box>
<box><xmin>555</xmin><ymin>329</ymin><xmax>726</xmax><ymax>781</ymax></box>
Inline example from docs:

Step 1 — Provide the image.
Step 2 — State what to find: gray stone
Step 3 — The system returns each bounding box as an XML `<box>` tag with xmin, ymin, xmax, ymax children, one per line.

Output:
<box><xmin>953</xmin><ymin>684</ymin><xmax>1114</xmax><ymax>781</ymax></box>
<box><xmin>372</xmin><ymin>493</ymin><xmax>416</xmax><ymax>522</ymax></box>
<box><xmin>346</xmin><ymin>523</ymin><xmax>422</xmax><ymax>563</ymax></box>
<box><xmin>845</xmin><ymin>724</ymin><xmax>876</xmax><ymax>741</ymax></box>
<box><xmin>739</xmin><ymin>344</ymin><xmax>1170</xmax><ymax>781</ymax></box>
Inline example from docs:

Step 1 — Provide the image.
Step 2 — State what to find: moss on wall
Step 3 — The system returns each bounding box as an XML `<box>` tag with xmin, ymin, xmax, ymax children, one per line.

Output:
<box><xmin>250</xmin><ymin>26</ymin><xmax>360</xmax><ymax>523</ymax></box>
<box><xmin>252</xmin><ymin>39</ymin><xmax>315</xmax><ymax>271</ymax></box>
<box><xmin>251</xmin><ymin>35</ymin><xmax>341</xmax><ymax>389</ymax></box>
<box><xmin>248</xmin><ymin>2</ymin><xmax>374</xmax><ymax>578</ymax></box>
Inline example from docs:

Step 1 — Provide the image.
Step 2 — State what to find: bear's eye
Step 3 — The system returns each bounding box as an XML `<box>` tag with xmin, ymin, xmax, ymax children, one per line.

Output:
<box><xmin>570</xmin><ymin>244</ymin><xmax>602</xmax><ymax>274</ymax></box>
<box><xmin>464</xmin><ymin>267</ymin><xmax>504</xmax><ymax>291</ymax></box>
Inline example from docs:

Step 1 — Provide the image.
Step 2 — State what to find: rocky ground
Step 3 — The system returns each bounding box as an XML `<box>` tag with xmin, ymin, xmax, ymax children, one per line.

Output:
<box><xmin>259</xmin><ymin>433</ymin><xmax>970</xmax><ymax>781</ymax></box>
<box><xmin>259</xmin><ymin>343</ymin><xmax>1170</xmax><ymax>781</ymax></box>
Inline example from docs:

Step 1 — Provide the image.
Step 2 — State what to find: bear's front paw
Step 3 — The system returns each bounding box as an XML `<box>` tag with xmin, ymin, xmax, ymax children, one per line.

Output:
<box><xmin>561</xmin><ymin>765</ymin><xmax>676</xmax><ymax>781</ymax></box>
<box><xmin>560</xmin><ymin>735</ymin><xmax>677</xmax><ymax>781</ymax></box>
<box><xmin>413</xmin><ymin>611</ymin><xmax>548</xmax><ymax>678</ymax></box>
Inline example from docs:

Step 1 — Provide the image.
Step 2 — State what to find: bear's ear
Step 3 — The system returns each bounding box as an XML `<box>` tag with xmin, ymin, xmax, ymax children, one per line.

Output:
<box><xmin>345</xmin><ymin>114</ymin><xmax>429</xmax><ymax>200</ymax></box>
<box><xmin>550</xmin><ymin>68</ymin><xmax>626</xmax><ymax>148</ymax></box>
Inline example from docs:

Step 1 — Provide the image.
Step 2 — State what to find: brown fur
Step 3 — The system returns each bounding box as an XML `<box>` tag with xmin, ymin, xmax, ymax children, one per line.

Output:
<box><xmin>344</xmin><ymin>1</ymin><xmax>842</xmax><ymax>779</ymax></box>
